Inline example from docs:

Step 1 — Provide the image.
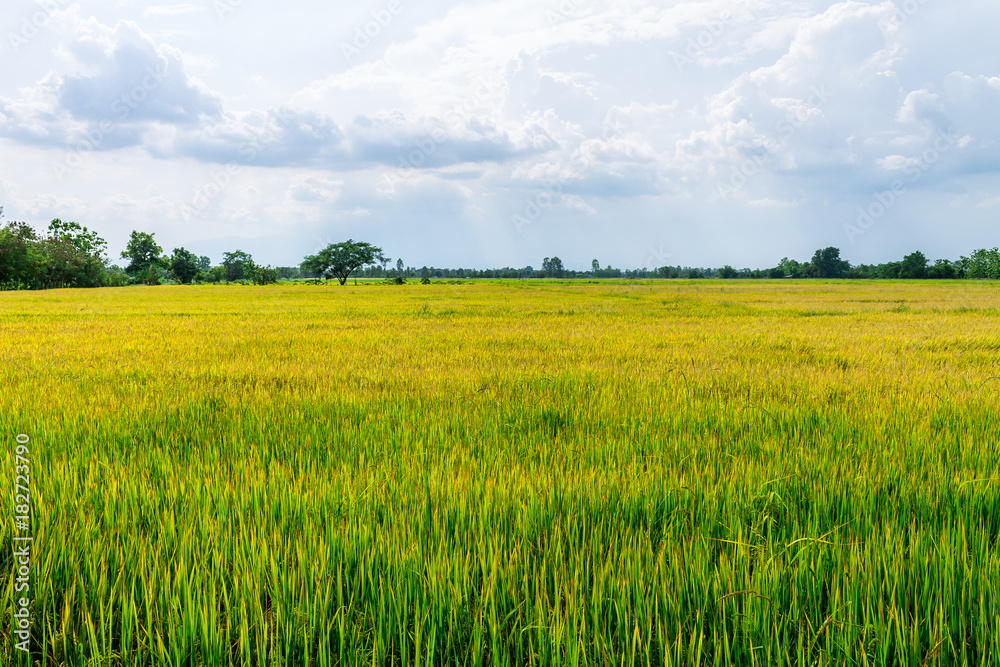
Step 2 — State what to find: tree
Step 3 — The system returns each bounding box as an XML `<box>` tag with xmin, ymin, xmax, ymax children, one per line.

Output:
<box><xmin>40</xmin><ymin>220</ymin><xmax>109</xmax><ymax>288</ymax></box>
<box><xmin>121</xmin><ymin>231</ymin><xmax>165</xmax><ymax>278</ymax></box>
<box><xmin>2</xmin><ymin>219</ymin><xmax>113</xmax><ymax>289</ymax></box>
<box><xmin>927</xmin><ymin>259</ymin><xmax>957</xmax><ymax>280</ymax></box>
<box><xmin>395</xmin><ymin>258</ymin><xmax>404</xmax><ymax>276</ymax></box>
<box><xmin>204</xmin><ymin>266</ymin><xmax>225</xmax><ymax>283</ymax></box>
<box><xmin>719</xmin><ymin>265</ymin><xmax>738</xmax><ymax>279</ymax></box>
<box><xmin>276</xmin><ymin>266</ymin><xmax>301</xmax><ymax>280</ymax></box>
<box><xmin>170</xmin><ymin>247</ymin><xmax>200</xmax><ymax>284</ymax></box>
<box><xmin>196</xmin><ymin>256</ymin><xmax>212</xmax><ymax>272</ymax></box>
<box><xmin>301</xmin><ymin>240</ymin><xmax>386</xmax><ymax>285</ymax></box>
<box><xmin>592</xmin><ymin>259</ymin><xmax>600</xmax><ymax>275</ymax></box>
<box><xmin>777</xmin><ymin>257</ymin><xmax>805</xmax><ymax>278</ymax></box>
<box><xmin>48</xmin><ymin>219</ymin><xmax>108</xmax><ymax>259</ymax></box>
<box><xmin>420</xmin><ymin>266</ymin><xmax>430</xmax><ymax>284</ymax></box>
<box><xmin>878</xmin><ymin>262</ymin><xmax>902</xmax><ymax>279</ymax></box>
<box><xmin>960</xmin><ymin>248</ymin><xmax>1000</xmax><ymax>279</ymax></box>
<box><xmin>222</xmin><ymin>250</ymin><xmax>254</xmax><ymax>282</ymax></box>
<box><xmin>899</xmin><ymin>251</ymin><xmax>928</xmax><ymax>279</ymax></box>
<box><xmin>810</xmin><ymin>247</ymin><xmax>850</xmax><ymax>279</ymax></box>
<box><xmin>0</xmin><ymin>222</ymin><xmax>39</xmax><ymax>289</ymax></box>
<box><xmin>542</xmin><ymin>256</ymin><xmax>565</xmax><ymax>278</ymax></box>
<box><xmin>249</xmin><ymin>263</ymin><xmax>279</xmax><ymax>285</ymax></box>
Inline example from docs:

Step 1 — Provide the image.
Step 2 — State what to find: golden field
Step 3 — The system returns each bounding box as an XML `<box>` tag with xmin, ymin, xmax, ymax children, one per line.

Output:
<box><xmin>1</xmin><ymin>280</ymin><xmax>999</xmax><ymax>666</ymax></box>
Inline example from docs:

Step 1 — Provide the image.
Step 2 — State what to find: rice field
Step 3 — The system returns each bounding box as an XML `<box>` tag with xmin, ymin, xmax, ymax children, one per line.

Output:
<box><xmin>1</xmin><ymin>279</ymin><xmax>999</xmax><ymax>666</ymax></box>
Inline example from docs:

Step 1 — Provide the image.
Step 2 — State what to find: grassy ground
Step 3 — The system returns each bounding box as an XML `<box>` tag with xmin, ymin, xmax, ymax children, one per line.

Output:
<box><xmin>1</xmin><ymin>280</ymin><xmax>999</xmax><ymax>665</ymax></box>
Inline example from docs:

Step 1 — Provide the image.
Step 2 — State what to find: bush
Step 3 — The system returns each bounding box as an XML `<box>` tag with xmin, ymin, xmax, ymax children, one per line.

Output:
<box><xmin>250</xmin><ymin>264</ymin><xmax>279</xmax><ymax>285</ymax></box>
<box><xmin>104</xmin><ymin>266</ymin><xmax>130</xmax><ymax>287</ymax></box>
<box><xmin>139</xmin><ymin>265</ymin><xmax>164</xmax><ymax>286</ymax></box>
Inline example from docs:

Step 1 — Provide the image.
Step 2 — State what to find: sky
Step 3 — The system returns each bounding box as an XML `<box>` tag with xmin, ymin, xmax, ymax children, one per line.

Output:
<box><xmin>1</xmin><ymin>0</ymin><xmax>998</xmax><ymax>270</ymax></box>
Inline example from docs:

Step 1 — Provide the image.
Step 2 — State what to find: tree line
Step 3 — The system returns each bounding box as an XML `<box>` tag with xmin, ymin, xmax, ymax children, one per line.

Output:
<box><xmin>356</xmin><ymin>248</ymin><xmax>1000</xmax><ymax>282</ymax></box>
<box><xmin>2</xmin><ymin>210</ymin><xmax>999</xmax><ymax>290</ymax></box>
<box><xmin>0</xmin><ymin>210</ymin><xmax>294</xmax><ymax>289</ymax></box>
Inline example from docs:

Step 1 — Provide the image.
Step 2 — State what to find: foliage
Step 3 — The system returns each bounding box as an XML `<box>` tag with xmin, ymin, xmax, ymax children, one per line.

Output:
<box><xmin>900</xmin><ymin>251</ymin><xmax>928</xmax><ymax>279</ymax></box>
<box><xmin>961</xmin><ymin>247</ymin><xmax>1000</xmax><ymax>279</ymax></box>
<box><xmin>1</xmin><ymin>219</ymin><xmax>110</xmax><ymax>289</ymax></box>
<box><xmin>276</xmin><ymin>266</ymin><xmax>301</xmax><ymax>281</ymax></box>
<box><xmin>249</xmin><ymin>262</ymin><xmax>280</xmax><ymax>285</ymax></box>
<box><xmin>138</xmin><ymin>263</ymin><xmax>165</xmax><ymax>286</ymax></box>
<box><xmin>121</xmin><ymin>231</ymin><xmax>165</xmax><ymax>278</ymax></box>
<box><xmin>48</xmin><ymin>219</ymin><xmax>108</xmax><ymax>259</ymax></box>
<box><xmin>202</xmin><ymin>266</ymin><xmax>225</xmax><ymax>283</ymax></box>
<box><xmin>541</xmin><ymin>256</ymin><xmax>565</xmax><ymax>278</ymax></box>
<box><xmin>170</xmin><ymin>247</ymin><xmax>201</xmax><ymax>284</ymax></box>
<box><xmin>927</xmin><ymin>259</ymin><xmax>958</xmax><ymax>279</ymax></box>
<box><xmin>810</xmin><ymin>247</ymin><xmax>850</xmax><ymax>278</ymax></box>
<box><xmin>301</xmin><ymin>239</ymin><xmax>386</xmax><ymax>285</ymax></box>
<box><xmin>104</xmin><ymin>265</ymin><xmax>130</xmax><ymax>287</ymax></box>
<box><xmin>222</xmin><ymin>250</ymin><xmax>254</xmax><ymax>282</ymax></box>
<box><xmin>719</xmin><ymin>265</ymin><xmax>739</xmax><ymax>279</ymax></box>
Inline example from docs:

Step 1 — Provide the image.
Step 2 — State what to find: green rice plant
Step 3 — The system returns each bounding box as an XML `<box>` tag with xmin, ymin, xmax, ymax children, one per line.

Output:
<box><xmin>0</xmin><ymin>280</ymin><xmax>998</xmax><ymax>665</ymax></box>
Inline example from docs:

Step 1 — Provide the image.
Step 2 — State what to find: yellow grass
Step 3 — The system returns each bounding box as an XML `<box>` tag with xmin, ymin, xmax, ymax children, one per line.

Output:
<box><xmin>1</xmin><ymin>280</ymin><xmax>998</xmax><ymax>665</ymax></box>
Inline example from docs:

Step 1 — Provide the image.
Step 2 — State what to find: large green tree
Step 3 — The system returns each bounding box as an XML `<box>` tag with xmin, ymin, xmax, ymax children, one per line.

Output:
<box><xmin>0</xmin><ymin>221</ymin><xmax>41</xmax><ymax>289</ymax></box>
<box><xmin>719</xmin><ymin>265</ymin><xmax>739</xmax><ymax>279</ymax></box>
<box><xmin>2</xmin><ymin>218</ymin><xmax>111</xmax><ymax>289</ymax></box>
<box><xmin>302</xmin><ymin>240</ymin><xmax>386</xmax><ymax>285</ymax></box>
<box><xmin>810</xmin><ymin>247</ymin><xmax>850</xmax><ymax>279</ymax></box>
<box><xmin>541</xmin><ymin>256</ymin><xmax>565</xmax><ymax>278</ymax></box>
<box><xmin>48</xmin><ymin>219</ymin><xmax>107</xmax><ymax>258</ymax></box>
<box><xmin>121</xmin><ymin>231</ymin><xmax>165</xmax><ymax>278</ymax></box>
<box><xmin>899</xmin><ymin>251</ymin><xmax>928</xmax><ymax>279</ymax></box>
<box><xmin>46</xmin><ymin>219</ymin><xmax>108</xmax><ymax>287</ymax></box>
<box><xmin>170</xmin><ymin>247</ymin><xmax>200</xmax><ymax>284</ymax></box>
<box><xmin>961</xmin><ymin>248</ymin><xmax>1000</xmax><ymax>279</ymax></box>
<box><xmin>222</xmin><ymin>250</ymin><xmax>254</xmax><ymax>282</ymax></box>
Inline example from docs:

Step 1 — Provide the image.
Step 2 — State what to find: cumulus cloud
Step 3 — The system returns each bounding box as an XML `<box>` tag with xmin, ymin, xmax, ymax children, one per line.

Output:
<box><xmin>143</xmin><ymin>5</ymin><xmax>205</xmax><ymax>18</ymax></box>
<box><xmin>2</xmin><ymin>0</ymin><xmax>1000</xmax><ymax>267</ymax></box>
<box><xmin>1</xmin><ymin>13</ymin><xmax>220</xmax><ymax>154</ymax></box>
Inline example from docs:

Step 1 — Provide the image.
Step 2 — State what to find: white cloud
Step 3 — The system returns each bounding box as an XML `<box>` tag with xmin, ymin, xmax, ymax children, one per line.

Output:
<box><xmin>143</xmin><ymin>5</ymin><xmax>205</xmax><ymax>18</ymax></box>
<box><xmin>1</xmin><ymin>0</ymin><xmax>999</xmax><ymax>269</ymax></box>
